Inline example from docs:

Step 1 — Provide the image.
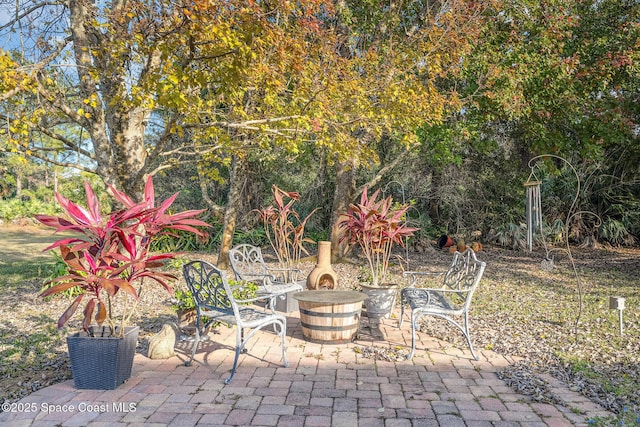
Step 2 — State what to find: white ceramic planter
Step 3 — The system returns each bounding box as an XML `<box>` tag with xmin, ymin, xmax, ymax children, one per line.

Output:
<box><xmin>360</xmin><ymin>283</ymin><xmax>398</xmax><ymax>319</ymax></box>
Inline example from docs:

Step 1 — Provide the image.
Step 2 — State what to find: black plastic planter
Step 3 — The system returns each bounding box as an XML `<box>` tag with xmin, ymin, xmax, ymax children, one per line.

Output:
<box><xmin>66</xmin><ymin>326</ymin><xmax>139</xmax><ymax>390</ymax></box>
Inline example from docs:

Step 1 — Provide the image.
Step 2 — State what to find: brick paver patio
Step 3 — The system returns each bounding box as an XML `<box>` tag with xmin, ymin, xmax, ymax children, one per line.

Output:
<box><xmin>0</xmin><ymin>308</ymin><xmax>611</xmax><ymax>426</ymax></box>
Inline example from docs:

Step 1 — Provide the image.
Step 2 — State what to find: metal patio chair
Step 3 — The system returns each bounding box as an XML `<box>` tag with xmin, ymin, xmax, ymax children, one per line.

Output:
<box><xmin>400</xmin><ymin>248</ymin><xmax>487</xmax><ymax>361</ymax></box>
<box><xmin>182</xmin><ymin>260</ymin><xmax>288</xmax><ymax>384</ymax></box>
<box><xmin>228</xmin><ymin>244</ymin><xmax>304</xmax><ymax>311</ymax></box>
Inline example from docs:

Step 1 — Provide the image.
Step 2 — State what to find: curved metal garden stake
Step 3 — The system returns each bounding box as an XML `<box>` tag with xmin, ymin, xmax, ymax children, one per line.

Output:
<box><xmin>526</xmin><ymin>155</ymin><xmax>601</xmax><ymax>342</ymax></box>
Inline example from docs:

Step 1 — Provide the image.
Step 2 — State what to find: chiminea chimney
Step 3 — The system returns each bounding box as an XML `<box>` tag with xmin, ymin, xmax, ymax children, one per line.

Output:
<box><xmin>306</xmin><ymin>241</ymin><xmax>338</xmax><ymax>289</ymax></box>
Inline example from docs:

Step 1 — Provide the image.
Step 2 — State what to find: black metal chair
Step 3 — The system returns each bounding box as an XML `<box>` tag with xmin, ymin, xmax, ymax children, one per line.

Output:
<box><xmin>182</xmin><ymin>260</ymin><xmax>288</xmax><ymax>384</ymax></box>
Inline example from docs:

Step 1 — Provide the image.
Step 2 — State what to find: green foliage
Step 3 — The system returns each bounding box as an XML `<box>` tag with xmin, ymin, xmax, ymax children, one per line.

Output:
<box><xmin>406</xmin><ymin>143</ymin><xmax>527</xmax><ymax>241</ymax></box>
<box><xmin>171</xmin><ymin>289</ymin><xmax>196</xmax><ymax>313</ymax></box>
<box><xmin>587</xmin><ymin>406</ymin><xmax>640</xmax><ymax>427</ymax></box>
<box><xmin>305</xmin><ymin>229</ymin><xmax>330</xmax><ymax>245</ymax></box>
<box><xmin>0</xmin><ymin>170</ymin><xmax>107</xmax><ymax>222</ymax></box>
<box><xmin>464</xmin><ymin>0</ymin><xmax>632</xmax><ymax>158</ymax></box>
<box><xmin>41</xmin><ymin>252</ymin><xmax>82</xmax><ymax>299</ymax></box>
<box><xmin>409</xmin><ymin>211</ymin><xmax>441</xmax><ymax>242</ymax></box>
<box><xmin>489</xmin><ymin>223</ymin><xmax>527</xmax><ymax>250</ymax></box>
<box><xmin>599</xmin><ymin>219</ymin><xmax>634</xmax><ymax>247</ymax></box>
<box><xmin>151</xmin><ymin>227</ymin><xmax>219</xmax><ymax>253</ymax></box>
<box><xmin>17</xmin><ymin>189</ymin><xmax>36</xmax><ymax>201</ymax></box>
<box><xmin>621</xmin><ymin>210</ymin><xmax>640</xmax><ymax>241</ymax></box>
<box><xmin>0</xmin><ymin>198</ymin><xmax>60</xmax><ymax>221</ymax></box>
<box><xmin>171</xmin><ymin>279</ymin><xmax>258</xmax><ymax>313</ymax></box>
<box><xmin>0</xmin><ymin>172</ymin><xmax>16</xmax><ymax>198</ymax></box>
<box><xmin>417</xmin><ymin>123</ymin><xmax>464</xmax><ymax>169</ymax></box>
<box><xmin>227</xmin><ymin>279</ymin><xmax>259</xmax><ymax>303</ymax></box>
<box><xmin>544</xmin><ymin>219</ymin><xmax>566</xmax><ymax>245</ymax></box>
<box><xmin>233</xmin><ymin>227</ymin><xmax>269</xmax><ymax>246</ymax></box>
<box><xmin>166</xmin><ymin>256</ymin><xmax>190</xmax><ymax>272</ymax></box>
<box><xmin>34</xmin><ymin>185</ymin><xmax>53</xmax><ymax>201</ymax></box>
<box><xmin>57</xmin><ymin>174</ymin><xmax>108</xmax><ymax>206</ymax></box>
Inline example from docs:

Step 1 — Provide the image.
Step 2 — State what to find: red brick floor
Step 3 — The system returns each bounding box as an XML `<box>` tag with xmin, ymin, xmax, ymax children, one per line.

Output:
<box><xmin>0</xmin><ymin>309</ymin><xmax>611</xmax><ymax>426</ymax></box>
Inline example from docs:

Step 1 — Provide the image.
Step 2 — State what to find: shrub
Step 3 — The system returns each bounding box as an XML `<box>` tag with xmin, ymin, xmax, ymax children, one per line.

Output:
<box><xmin>256</xmin><ymin>185</ymin><xmax>318</xmax><ymax>273</ymax></box>
<box><xmin>489</xmin><ymin>223</ymin><xmax>527</xmax><ymax>250</ymax></box>
<box><xmin>338</xmin><ymin>187</ymin><xmax>418</xmax><ymax>286</ymax></box>
<box><xmin>36</xmin><ymin>176</ymin><xmax>209</xmax><ymax>336</ymax></box>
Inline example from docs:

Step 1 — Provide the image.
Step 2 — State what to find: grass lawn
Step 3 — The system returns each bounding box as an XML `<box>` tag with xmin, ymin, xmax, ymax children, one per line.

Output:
<box><xmin>449</xmin><ymin>246</ymin><xmax>640</xmax><ymax>424</ymax></box>
<box><xmin>0</xmin><ymin>224</ymin><xmax>72</xmax><ymax>404</ymax></box>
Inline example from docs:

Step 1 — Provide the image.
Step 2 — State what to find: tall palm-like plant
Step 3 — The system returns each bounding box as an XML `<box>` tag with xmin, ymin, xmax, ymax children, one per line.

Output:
<box><xmin>339</xmin><ymin>187</ymin><xmax>418</xmax><ymax>286</ymax></box>
<box><xmin>257</xmin><ymin>185</ymin><xmax>318</xmax><ymax>276</ymax></box>
<box><xmin>36</xmin><ymin>176</ymin><xmax>209</xmax><ymax>336</ymax></box>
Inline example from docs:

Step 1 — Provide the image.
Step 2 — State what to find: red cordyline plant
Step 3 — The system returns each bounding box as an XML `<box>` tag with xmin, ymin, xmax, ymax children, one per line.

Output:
<box><xmin>257</xmin><ymin>185</ymin><xmax>318</xmax><ymax>275</ymax></box>
<box><xmin>36</xmin><ymin>176</ymin><xmax>209</xmax><ymax>337</ymax></box>
<box><xmin>338</xmin><ymin>187</ymin><xmax>418</xmax><ymax>286</ymax></box>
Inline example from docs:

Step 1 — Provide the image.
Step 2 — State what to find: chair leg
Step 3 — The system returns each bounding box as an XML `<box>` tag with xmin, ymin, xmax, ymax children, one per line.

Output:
<box><xmin>225</xmin><ymin>327</ymin><xmax>244</xmax><ymax>384</ymax></box>
<box><xmin>463</xmin><ymin>312</ymin><xmax>480</xmax><ymax>361</ymax></box>
<box><xmin>279</xmin><ymin>319</ymin><xmax>289</xmax><ymax>368</ymax></box>
<box><xmin>406</xmin><ymin>311</ymin><xmax>418</xmax><ymax>360</ymax></box>
<box><xmin>186</xmin><ymin>316</ymin><xmax>201</xmax><ymax>367</ymax></box>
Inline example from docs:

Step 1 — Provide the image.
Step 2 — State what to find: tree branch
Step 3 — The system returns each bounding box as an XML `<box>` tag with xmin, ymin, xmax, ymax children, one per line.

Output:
<box><xmin>355</xmin><ymin>149</ymin><xmax>410</xmax><ymax>195</ymax></box>
<box><xmin>9</xmin><ymin>147</ymin><xmax>96</xmax><ymax>175</ymax></box>
<box><xmin>0</xmin><ymin>1</ymin><xmax>61</xmax><ymax>32</ymax></box>
<box><xmin>0</xmin><ymin>36</ymin><xmax>71</xmax><ymax>103</ymax></box>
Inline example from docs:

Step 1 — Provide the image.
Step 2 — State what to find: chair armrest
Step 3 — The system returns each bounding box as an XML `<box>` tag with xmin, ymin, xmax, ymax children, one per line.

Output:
<box><xmin>258</xmin><ymin>286</ymin><xmax>291</xmax><ymax>297</ymax></box>
<box><xmin>267</xmin><ymin>267</ymin><xmax>302</xmax><ymax>273</ymax></box>
<box><xmin>234</xmin><ymin>295</ymin><xmax>272</xmax><ymax>305</ymax></box>
<box><xmin>401</xmin><ymin>287</ymin><xmax>432</xmax><ymax>305</ymax></box>
<box><xmin>266</xmin><ymin>267</ymin><xmax>303</xmax><ymax>282</ymax></box>
<box><xmin>403</xmin><ymin>286</ymin><xmax>470</xmax><ymax>309</ymax></box>
<box><xmin>197</xmin><ymin>304</ymin><xmax>233</xmax><ymax>317</ymax></box>
<box><xmin>413</xmin><ymin>287</ymin><xmax>471</xmax><ymax>294</ymax></box>
<box><xmin>242</xmin><ymin>273</ymin><xmax>277</xmax><ymax>283</ymax></box>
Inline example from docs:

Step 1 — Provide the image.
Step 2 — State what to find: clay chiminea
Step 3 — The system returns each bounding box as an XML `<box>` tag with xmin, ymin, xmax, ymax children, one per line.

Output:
<box><xmin>306</xmin><ymin>241</ymin><xmax>338</xmax><ymax>290</ymax></box>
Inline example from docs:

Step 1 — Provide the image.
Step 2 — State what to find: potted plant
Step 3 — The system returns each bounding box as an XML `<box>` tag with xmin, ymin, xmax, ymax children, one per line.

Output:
<box><xmin>36</xmin><ymin>176</ymin><xmax>209</xmax><ymax>389</ymax></box>
<box><xmin>256</xmin><ymin>185</ymin><xmax>318</xmax><ymax>310</ymax></box>
<box><xmin>338</xmin><ymin>187</ymin><xmax>418</xmax><ymax>319</ymax></box>
<box><xmin>257</xmin><ymin>185</ymin><xmax>318</xmax><ymax>276</ymax></box>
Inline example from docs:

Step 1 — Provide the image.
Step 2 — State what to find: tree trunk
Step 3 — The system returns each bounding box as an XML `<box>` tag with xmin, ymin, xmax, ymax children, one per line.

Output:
<box><xmin>196</xmin><ymin>164</ymin><xmax>225</xmax><ymax>217</ymax></box>
<box><xmin>428</xmin><ymin>169</ymin><xmax>442</xmax><ymax>224</ymax></box>
<box><xmin>15</xmin><ymin>174</ymin><xmax>22</xmax><ymax>196</ymax></box>
<box><xmin>217</xmin><ymin>155</ymin><xmax>248</xmax><ymax>269</ymax></box>
<box><xmin>329</xmin><ymin>157</ymin><xmax>357</xmax><ymax>262</ymax></box>
<box><xmin>69</xmin><ymin>0</ymin><xmax>155</xmax><ymax>200</ymax></box>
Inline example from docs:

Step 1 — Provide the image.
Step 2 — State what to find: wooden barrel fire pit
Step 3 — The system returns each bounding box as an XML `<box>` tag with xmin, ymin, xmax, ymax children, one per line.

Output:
<box><xmin>293</xmin><ymin>290</ymin><xmax>366</xmax><ymax>344</ymax></box>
